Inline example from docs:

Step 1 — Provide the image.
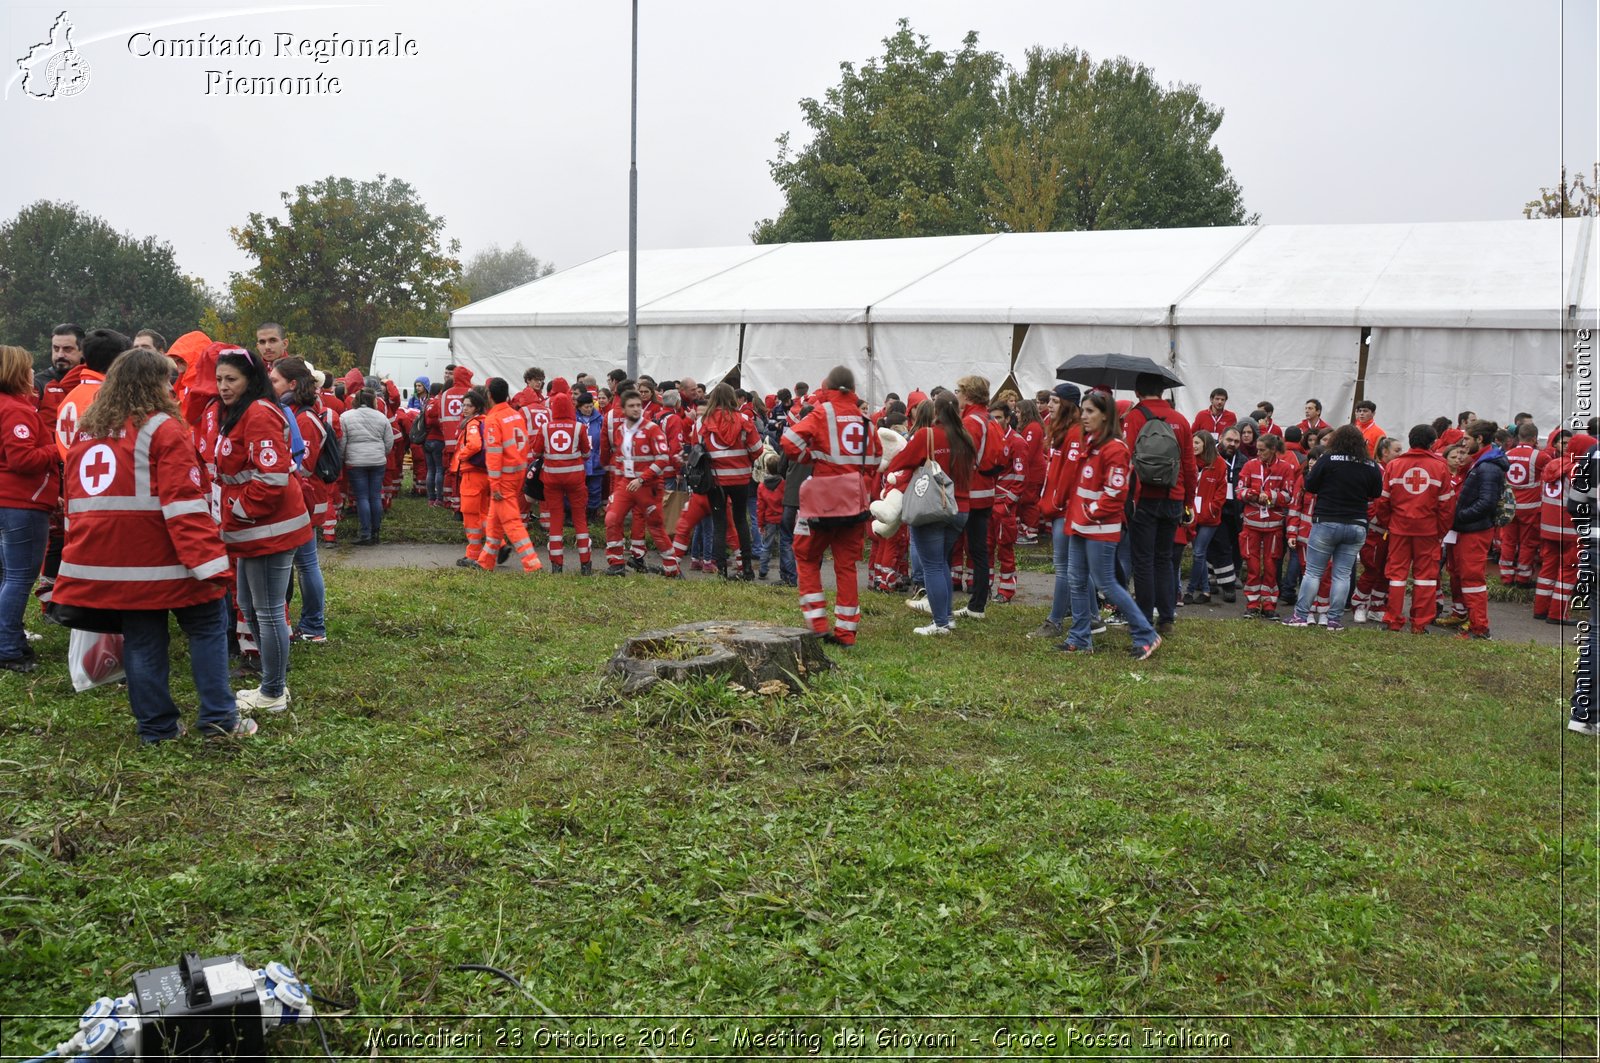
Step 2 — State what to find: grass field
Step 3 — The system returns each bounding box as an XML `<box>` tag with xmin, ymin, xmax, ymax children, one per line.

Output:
<box><xmin>2</xmin><ymin>494</ymin><xmax>1596</xmax><ymax>1059</ymax></box>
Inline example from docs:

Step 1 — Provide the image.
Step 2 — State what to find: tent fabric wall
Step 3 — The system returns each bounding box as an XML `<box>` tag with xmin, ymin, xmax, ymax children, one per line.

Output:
<box><xmin>450</xmin><ymin>323</ymin><xmax>739</xmax><ymax>387</ymax></box>
<box><xmin>871</xmin><ymin>323</ymin><xmax>1012</xmax><ymax>402</ymax></box>
<box><xmin>739</xmin><ymin>323</ymin><xmax>870</xmax><ymax>402</ymax></box>
<box><xmin>1365</xmin><ymin>327</ymin><xmax>1563</xmax><ymax>431</ymax></box>
<box><xmin>1013</xmin><ymin>325</ymin><xmax>1174</xmax><ymax>397</ymax></box>
<box><xmin>1173</xmin><ymin>326</ymin><xmax>1361</xmax><ymax>424</ymax></box>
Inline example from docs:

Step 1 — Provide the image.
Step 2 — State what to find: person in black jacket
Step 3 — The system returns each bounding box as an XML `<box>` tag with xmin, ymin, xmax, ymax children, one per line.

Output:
<box><xmin>1283</xmin><ymin>425</ymin><xmax>1383</xmax><ymax>630</ymax></box>
<box><xmin>1450</xmin><ymin>420</ymin><xmax>1510</xmax><ymax>640</ymax></box>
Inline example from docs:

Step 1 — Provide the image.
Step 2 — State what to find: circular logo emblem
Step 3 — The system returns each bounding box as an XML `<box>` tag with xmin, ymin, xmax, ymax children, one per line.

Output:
<box><xmin>446</xmin><ymin>396</ymin><xmax>464</xmax><ymax>418</ymax></box>
<box><xmin>1109</xmin><ymin>468</ymin><xmax>1127</xmax><ymax>489</ymax></box>
<box><xmin>1545</xmin><ymin>480</ymin><xmax>1564</xmax><ymax>500</ymax></box>
<box><xmin>840</xmin><ymin>421</ymin><xmax>866</xmax><ymax>455</ymax></box>
<box><xmin>45</xmin><ymin>50</ymin><xmax>91</xmax><ymax>98</ymax></box>
<box><xmin>1399</xmin><ymin>466</ymin><xmax>1434</xmax><ymax>495</ymax></box>
<box><xmin>78</xmin><ymin>444</ymin><xmax>116</xmax><ymax>495</ymax></box>
<box><xmin>218</xmin><ymin>438</ymin><xmax>234</xmax><ymax>457</ymax></box>
<box><xmin>13</xmin><ymin>424</ymin><xmax>30</xmax><ymax>440</ymax></box>
<box><xmin>1506</xmin><ymin>462</ymin><xmax>1529</xmax><ymax>487</ymax></box>
<box><xmin>259</xmin><ymin>445</ymin><xmax>278</xmax><ymax>468</ymax></box>
<box><xmin>189</xmin><ymin>467</ymin><xmax>202</xmax><ymax>488</ymax></box>
<box><xmin>551</xmin><ymin>428</ymin><xmax>572</xmax><ymax>451</ymax></box>
<box><xmin>913</xmin><ymin>478</ymin><xmax>929</xmax><ymax>497</ymax></box>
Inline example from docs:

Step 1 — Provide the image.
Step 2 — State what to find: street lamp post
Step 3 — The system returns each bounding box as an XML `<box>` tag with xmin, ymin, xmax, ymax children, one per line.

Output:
<box><xmin>626</xmin><ymin>0</ymin><xmax>640</xmax><ymax>380</ymax></box>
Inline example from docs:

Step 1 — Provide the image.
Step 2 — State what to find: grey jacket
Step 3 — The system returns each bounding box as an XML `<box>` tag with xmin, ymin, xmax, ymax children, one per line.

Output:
<box><xmin>340</xmin><ymin>407</ymin><xmax>393</xmax><ymax>468</ymax></box>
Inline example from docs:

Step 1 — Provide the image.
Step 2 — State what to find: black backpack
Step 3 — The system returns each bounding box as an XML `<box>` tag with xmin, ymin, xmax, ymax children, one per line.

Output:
<box><xmin>312</xmin><ymin>412</ymin><xmax>344</xmax><ymax>484</ymax></box>
<box><xmin>407</xmin><ymin>405</ymin><xmax>428</xmax><ymax>445</ymax></box>
<box><xmin>683</xmin><ymin>443</ymin><xmax>715</xmax><ymax>495</ymax></box>
<box><xmin>1130</xmin><ymin>404</ymin><xmax>1182</xmax><ymax>489</ymax></box>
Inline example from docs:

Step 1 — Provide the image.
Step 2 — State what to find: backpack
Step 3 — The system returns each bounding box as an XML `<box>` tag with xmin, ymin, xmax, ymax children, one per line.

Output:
<box><xmin>311</xmin><ymin>412</ymin><xmax>344</xmax><ymax>484</ymax></box>
<box><xmin>407</xmin><ymin>406</ymin><xmax>428</xmax><ymax>445</ymax></box>
<box><xmin>683</xmin><ymin>443</ymin><xmax>715</xmax><ymax>495</ymax></box>
<box><xmin>1494</xmin><ymin>485</ymin><xmax>1516</xmax><ymax>528</ymax></box>
<box><xmin>1130</xmin><ymin>404</ymin><xmax>1182</xmax><ymax>489</ymax></box>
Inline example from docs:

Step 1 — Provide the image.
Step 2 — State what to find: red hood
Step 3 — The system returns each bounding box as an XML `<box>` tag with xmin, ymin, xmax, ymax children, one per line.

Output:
<box><xmin>906</xmin><ymin>390</ymin><xmax>928</xmax><ymax>410</ymax></box>
<box><xmin>453</xmin><ymin>366</ymin><xmax>474</xmax><ymax>387</ymax></box>
<box><xmin>549</xmin><ymin>377</ymin><xmax>570</xmax><ymax>396</ymax></box>
<box><xmin>341</xmin><ymin>368</ymin><xmax>366</xmax><ymax>393</ymax></box>
<box><xmin>1570</xmin><ymin>433</ymin><xmax>1598</xmax><ymax>456</ymax></box>
<box><xmin>549</xmin><ymin>392</ymin><xmax>575</xmax><ymax>420</ymax></box>
<box><xmin>180</xmin><ymin>342</ymin><xmax>243</xmax><ymax>426</ymax></box>
<box><xmin>167</xmin><ymin>330</ymin><xmax>212</xmax><ymax>368</ymax></box>
<box><xmin>57</xmin><ymin>364</ymin><xmax>90</xmax><ymax>391</ymax></box>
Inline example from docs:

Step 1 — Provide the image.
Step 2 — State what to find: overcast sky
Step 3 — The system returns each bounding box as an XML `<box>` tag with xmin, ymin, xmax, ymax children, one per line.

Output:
<box><xmin>2</xmin><ymin>0</ymin><xmax>1595</xmax><ymax>293</ymax></box>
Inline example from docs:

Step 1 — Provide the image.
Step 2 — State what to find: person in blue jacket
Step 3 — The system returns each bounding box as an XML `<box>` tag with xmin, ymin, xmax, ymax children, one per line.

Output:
<box><xmin>575</xmin><ymin>389</ymin><xmax>607</xmax><ymax>515</ymax></box>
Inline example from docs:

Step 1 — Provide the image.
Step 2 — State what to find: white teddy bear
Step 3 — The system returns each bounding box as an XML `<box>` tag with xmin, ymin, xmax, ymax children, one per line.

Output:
<box><xmin>870</xmin><ymin>427</ymin><xmax>909</xmax><ymax>538</ymax></box>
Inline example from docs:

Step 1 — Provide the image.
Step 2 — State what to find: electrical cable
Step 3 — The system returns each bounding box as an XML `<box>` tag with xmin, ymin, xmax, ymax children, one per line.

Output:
<box><xmin>312</xmin><ymin>1013</ymin><xmax>338</xmax><ymax>1063</ymax></box>
<box><xmin>452</xmin><ymin>963</ymin><xmax>523</xmax><ymax>990</ymax></box>
<box><xmin>310</xmin><ymin>990</ymin><xmax>354</xmax><ymax>1010</ymax></box>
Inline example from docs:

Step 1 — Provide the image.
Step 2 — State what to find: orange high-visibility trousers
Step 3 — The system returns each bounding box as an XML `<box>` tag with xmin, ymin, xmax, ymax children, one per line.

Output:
<box><xmin>480</xmin><ymin>487</ymin><xmax>541</xmax><ymax>572</ymax></box>
<box><xmin>458</xmin><ymin>470</ymin><xmax>490</xmax><ymax>562</ymax></box>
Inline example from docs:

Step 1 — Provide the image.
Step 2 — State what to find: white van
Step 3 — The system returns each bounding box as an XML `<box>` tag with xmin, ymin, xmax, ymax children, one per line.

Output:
<box><xmin>368</xmin><ymin>337</ymin><xmax>452</xmax><ymax>401</ymax></box>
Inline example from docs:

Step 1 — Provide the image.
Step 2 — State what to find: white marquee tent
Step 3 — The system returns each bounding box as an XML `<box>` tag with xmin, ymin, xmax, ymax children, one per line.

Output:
<box><xmin>449</xmin><ymin>218</ymin><xmax>1597</xmax><ymax>431</ymax></box>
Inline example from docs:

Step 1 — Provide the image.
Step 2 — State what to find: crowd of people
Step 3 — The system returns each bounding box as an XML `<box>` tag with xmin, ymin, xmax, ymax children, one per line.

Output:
<box><xmin>0</xmin><ymin>321</ymin><xmax>1594</xmax><ymax>741</ymax></box>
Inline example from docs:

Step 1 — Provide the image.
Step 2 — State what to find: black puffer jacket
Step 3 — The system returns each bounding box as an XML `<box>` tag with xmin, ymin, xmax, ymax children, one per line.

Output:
<box><xmin>1453</xmin><ymin>447</ymin><xmax>1509</xmax><ymax>533</ymax></box>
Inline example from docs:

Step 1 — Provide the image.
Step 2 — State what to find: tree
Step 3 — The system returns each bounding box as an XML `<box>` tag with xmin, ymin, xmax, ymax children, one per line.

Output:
<box><xmin>1524</xmin><ymin>164</ymin><xmax>1599</xmax><ymax>218</ymax></box>
<box><xmin>986</xmin><ymin>47</ymin><xmax>1253</xmax><ymax>232</ymax></box>
<box><xmin>228</xmin><ymin>175</ymin><xmax>464</xmax><ymax>371</ymax></box>
<box><xmin>463</xmin><ymin>242</ymin><xmax>555</xmax><ymax>303</ymax></box>
<box><xmin>0</xmin><ymin>200</ymin><xmax>205</xmax><ymax>366</ymax></box>
<box><xmin>752</xmin><ymin>25</ymin><xmax>1254</xmax><ymax>243</ymax></box>
<box><xmin>752</xmin><ymin>20</ymin><xmax>1005</xmax><ymax>243</ymax></box>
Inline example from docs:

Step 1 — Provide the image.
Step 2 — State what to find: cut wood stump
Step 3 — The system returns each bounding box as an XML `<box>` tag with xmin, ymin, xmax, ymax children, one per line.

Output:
<box><xmin>606</xmin><ymin>620</ymin><xmax>832</xmax><ymax>695</ymax></box>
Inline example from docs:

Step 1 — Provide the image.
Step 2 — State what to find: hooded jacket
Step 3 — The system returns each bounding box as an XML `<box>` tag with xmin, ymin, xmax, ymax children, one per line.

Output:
<box><xmin>409</xmin><ymin>376</ymin><xmax>430</xmax><ymax>411</ymax></box>
<box><xmin>1453</xmin><ymin>444</ymin><xmax>1510</xmax><ymax>533</ymax></box>
<box><xmin>530</xmin><ymin>392</ymin><xmax>590</xmax><ymax>485</ymax></box>
<box><xmin>439</xmin><ymin>366</ymin><xmax>474</xmax><ymax>448</ymax></box>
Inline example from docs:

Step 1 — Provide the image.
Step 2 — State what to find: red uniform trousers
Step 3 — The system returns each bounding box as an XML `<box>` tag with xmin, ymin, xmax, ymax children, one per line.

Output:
<box><xmin>458</xmin><ymin>470</ymin><xmax>490</xmax><ymax>561</ymax></box>
<box><xmin>321</xmin><ymin>478</ymin><xmax>341</xmax><ymax>542</ymax></box>
<box><xmin>443</xmin><ymin>445</ymin><xmax>460</xmax><ymax>509</ymax></box>
<box><xmin>672</xmin><ymin>492</ymin><xmax>746</xmax><ymax>567</ymax></box>
<box><xmin>1382</xmin><ymin>533</ymin><xmax>1442</xmax><ymax>630</ymax></box>
<box><xmin>1017</xmin><ymin>497</ymin><xmax>1042</xmax><ymax>540</ymax></box>
<box><xmin>1349</xmin><ymin>532</ymin><xmax>1389</xmax><ymax>612</ymax></box>
<box><xmin>988</xmin><ymin>501</ymin><xmax>1018</xmax><ymax>601</ymax></box>
<box><xmin>1240</xmin><ymin>526</ymin><xmax>1285</xmax><ymax>611</ymax></box>
<box><xmin>541</xmin><ymin>480</ymin><xmax>591</xmax><ymax>568</ymax></box>
<box><xmin>949</xmin><ymin>537</ymin><xmax>971</xmax><ymax>592</ymax></box>
<box><xmin>480</xmin><ymin>486</ymin><xmax>541</xmax><ymax>572</ymax></box>
<box><xmin>382</xmin><ymin>445</ymin><xmax>402</xmax><ymax>509</ymax></box>
<box><xmin>1449</xmin><ymin>528</ymin><xmax>1494</xmax><ymax>634</ymax></box>
<box><xmin>1536</xmin><ymin>536</ymin><xmax>1578</xmax><ymax>621</ymax></box>
<box><xmin>793</xmin><ymin>521</ymin><xmax>864</xmax><ymax>645</ymax></box>
<box><xmin>604</xmin><ymin>482</ymin><xmax>678</xmax><ymax>572</ymax></box>
<box><xmin>868</xmin><ymin>526</ymin><xmax>908</xmax><ymax>591</ymax></box>
<box><xmin>409</xmin><ymin>442</ymin><xmax>426</xmax><ymax>494</ymax></box>
<box><xmin>1498</xmin><ymin>511</ymin><xmax>1540</xmax><ymax>584</ymax></box>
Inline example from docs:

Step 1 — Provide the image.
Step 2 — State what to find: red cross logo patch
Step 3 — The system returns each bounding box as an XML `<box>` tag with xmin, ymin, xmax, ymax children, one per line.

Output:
<box><xmin>79</xmin><ymin>444</ymin><xmax>116</xmax><ymax>495</ymax></box>
<box><xmin>1399</xmin><ymin>467</ymin><xmax>1434</xmax><ymax>495</ymax></box>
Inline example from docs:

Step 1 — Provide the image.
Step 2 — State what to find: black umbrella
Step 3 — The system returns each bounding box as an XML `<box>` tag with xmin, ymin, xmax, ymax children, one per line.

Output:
<box><xmin>1055</xmin><ymin>353</ymin><xmax>1183</xmax><ymax>392</ymax></box>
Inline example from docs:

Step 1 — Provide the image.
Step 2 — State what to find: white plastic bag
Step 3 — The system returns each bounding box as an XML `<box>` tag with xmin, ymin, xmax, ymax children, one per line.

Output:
<box><xmin>69</xmin><ymin>629</ymin><xmax>125</xmax><ymax>692</ymax></box>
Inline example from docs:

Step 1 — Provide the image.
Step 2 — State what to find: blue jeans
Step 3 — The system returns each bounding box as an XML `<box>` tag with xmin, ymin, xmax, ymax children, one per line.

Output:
<box><xmin>1049</xmin><ymin>518</ymin><xmax>1072</xmax><ymax>626</ymax></box>
<box><xmin>909</xmin><ymin>514</ymin><xmax>968</xmax><ymax>627</ymax></box>
<box><xmin>1293</xmin><ymin>521</ymin><xmax>1368</xmax><ymax>623</ymax></box>
<box><xmin>1066</xmin><ymin>535</ymin><xmax>1158</xmax><ymax>650</ymax></box>
<box><xmin>122</xmin><ymin>598</ymin><xmax>235</xmax><ymax>741</ymax></box>
<box><xmin>348</xmin><ymin>465</ymin><xmax>384</xmax><ymax>539</ymax></box>
<box><xmin>0</xmin><ymin>507</ymin><xmax>48</xmax><ymax>661</ymax></box>
<box><xmin>292</xmin><ymin>535</ymin><xmax>326</xmax><ymax>637</ymax></box>
<box><xmin>1186</xmin><ymin>524</ymin><xmax>1219</xmax><ymax>594</ymax></box>
<box><xmin>424</xmin><ymin>439</ymin><xmax>445</xmax><ymax>501</ymax></box>
<box><xmin>236</xmin><ymin>550</ymin><xmax>295</xmax><ymax>697</ymax></box>
<box><xmin>761</xmin><ymin>523</ymin><xmax>795</xmax><ymax>582</ymax></box>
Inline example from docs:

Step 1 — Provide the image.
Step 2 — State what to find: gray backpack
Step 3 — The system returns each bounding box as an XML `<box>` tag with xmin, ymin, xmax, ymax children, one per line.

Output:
<box><xmin>1131</xmin><ymin>404</ymin><xmax>1182</xmax><ymax>489</ymax></box>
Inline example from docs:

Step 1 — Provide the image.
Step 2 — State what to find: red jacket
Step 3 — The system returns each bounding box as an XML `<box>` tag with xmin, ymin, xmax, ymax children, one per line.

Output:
<box><xmin>1020</xmin><ymin>420</ymin><xmax>1047</xmax><ymax>497</ymax></box>
<box><xmin>54</xmin><ymin>367</ymin><xmax>105</xmax><ymax>459</ymax></box>
<box><xmin>423</xmin><ymin>394</ymin><xmax>444</xmax><ymax>442</ymax></box>
<box><xmin>1237</xmin><ymin>455</ymin><xmax>1297</xmax><ymax>531</ymax></box>
<box><xmin>1376</xmin><ymin>448</ymin><xmax>1454</xmax><ymax>537</ymax></box>
<box><xmin>882</xmin><ymin>425</ymin><xmax>971</xmax><ymax>512</ymax></box>
<box><xmin>1540</xmin><ymin>443</ymin><xmax>1595</xmax><ymax>541</ymax></box>
<box><xmin>1039</xmin><ymin>425</ymin><xmax>1086</xmax><ymax>520</ymax></box>
<box><xmin>603</xmin><ymin>415</ymin><xmax>673</xmax><ymax>484</ymax></box>
<box><xmin>1191</xmin><ymin>408</ymin><xmax>1237</xmax><ymax>436</ymax></box>
<box><xmin>1502</xmin><ymin>443</ymin><xmax>1541</xmax><ymax>514</ymax></box>
<box><xmin>54</xmin><ymin>412</ymin><xmax>230</xmax><ymax>611</ymax></box>
<box><xmin>995</xmin><ymin>424</ymin><xmax>1027</xmax><ymax>504</ymax></box>
<box><xmin>0</xmin><ymin>392</ymin><xmax>58</xmax><ymax>511</ymax></box>
<box><xmin>289</xmin><ymin>404</ymin><xmax>327</xmax><ymax>523</ymax></box>
<box><xmin>1193</xmin><ymin>455</ymin><xmax>1227</xmax><ymax>527</ymax></box>
<box><xmin>37</xmin><ymin>365</ymin><xmax>80</xmax><ymax>426</ymax></box>
<box><xmin>1067</xmin><ymin>436</ymin><xmax>1133</xmax><ymax>541</ymax></box>
<box><xmin>439</xmin><ymin>366</ymin><xmax>474</xmax><ymax>450</ymax></box>
<box><xmin>960</xmin><ymin>403</ymin><xmax>1005</xmax><ymax>510</ymax></box>
<box><xmin>1123</xmin><ymin>398</ymin><xmax>1197</xmax><ymax>504</ymax></box>
<box><xmin>756</xmin><ymin>478</ymin><xmax>785</xmax><ymax>526</ymax></box>
<box><xmin>781</xmin><ymin>389</ymin><xmax>882</xmax><ymax>483</ymax></box>
<box><xmin>529</xmin><ymin>393</ymin><xmax>590</xmax><ymax>485</ymax></box>
<box><xmin>698</xmin><ymin>410</ymin><xmax>763</xmax><ymax>487</ymax></box>
<box><xmin>213</xmin><ymin>399</ymin><xmax>314</xmax><ymax>558</ymax></box>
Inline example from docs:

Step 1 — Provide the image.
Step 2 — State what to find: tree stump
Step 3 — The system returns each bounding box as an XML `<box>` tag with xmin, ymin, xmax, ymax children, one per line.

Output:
<box><xmin>606</xmin><ymin>621</ymin><xmax>832</xmax><ymax>695</ymax></box>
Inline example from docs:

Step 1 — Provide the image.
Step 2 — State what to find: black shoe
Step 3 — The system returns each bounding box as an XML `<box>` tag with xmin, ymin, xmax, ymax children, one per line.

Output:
<box><xmin>1157</xmin><ymin>621</ymin><xmax>1174</xmax><ymax>635</ymax></box>
<box><xmin>741</xmin><ymin>569</ymin><xmax>755</xmax><ymax>582</ymax></box>
<box><xmin>370</xmin><ymin>532</ymin><xmax>380</xmax><ymax>545</ymax></box>
<box><xmin>629</xmin><ymin>556</ymin><xmax>646</xmax><ymax>573</ymax></box>
<box><xmin>822</xmin><ymin>632</ymin><xmax>854</xmax><ymax>649</ymax></box>
<box><xmin>759</xmin><ymin>570</ymin><xmax>770</xmax><ymax>580</ymax></box>
<box><xmin>0</xmin><ymin>654</ymin><xmax>38</xmax><ymax>674</ymax></box>
<box><xmin>1193</xmin><ymin>592</ymin><xmax>1211</xmax><ymax>604</ymax></box>
<box><xmin>605</xmin><ymin>564</ymin><xmax>627</xmax><ymax>576</ymax></box>
<box><xmin>550</xmin><ymin>561</ymin><xmax>563</xmax><ymax>574</ymax></box>
<box><xmin>1221</xmin><ymin>587</ymin><xmax>1236</xmax><ymax>603</ymax></box>
<box><xmin>455</xmin><ymin>556</ymin><xmax>478</xmax><ymax>568</ymax></box>
<box><xmin>580</xmin><ymin>561</ymin><xmax>593</xmax><ymax>576</ymax></box>
<box><xmin>354</xmin><ymin>537</ymin><xmax>373</xmax><ymax>547</ymax></box>
<box><xmin>1182</xmin><ymin>591</ymin><xmax>1196</xmax><ymax>605</ymax></box>
<box><xmin>497</xmin><ymin>545</ymin><xmax>513</xmax><ymax>565</ymax></box>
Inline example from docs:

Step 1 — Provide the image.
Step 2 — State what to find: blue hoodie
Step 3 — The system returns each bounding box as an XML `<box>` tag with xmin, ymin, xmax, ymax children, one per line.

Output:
<box><xmin>409</xmin><ymin>376</ymin><xmax>430</xmax><ymax>411</ymax></box>
<box><xmin>576</xmin><ymin>402</ymin><xmax>605</xmax><ymax>475</ymax></box>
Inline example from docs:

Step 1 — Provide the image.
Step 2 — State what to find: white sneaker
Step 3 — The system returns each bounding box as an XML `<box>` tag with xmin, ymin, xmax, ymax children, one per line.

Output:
<box><xmin>1569</xmin><ymin>717</ymin><xmax>1600</xmax><ymax>736</ymax></box>
<box><xmin>1353</xmin><ymin>605</ymin><xmax>1369</xmax><ymax>624</ymax></box>
<box><xmin>905</xmin><ymin>590</ymin><xmax>932</xmax><ymax>614</ymax></box>
<box><xmin>236</xmin><ymin>687</ymin><xmax>290</xmax><ymax>713</ymax></box>
<box><xmin>954</xmin><ymin>606</ymin><xmax>985</xmax><ymax>620</ymax></box>
<box><xmin>913</xmin><ymin>622</ymin><xmax>953</xmax><ymax>636</ymax></box>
